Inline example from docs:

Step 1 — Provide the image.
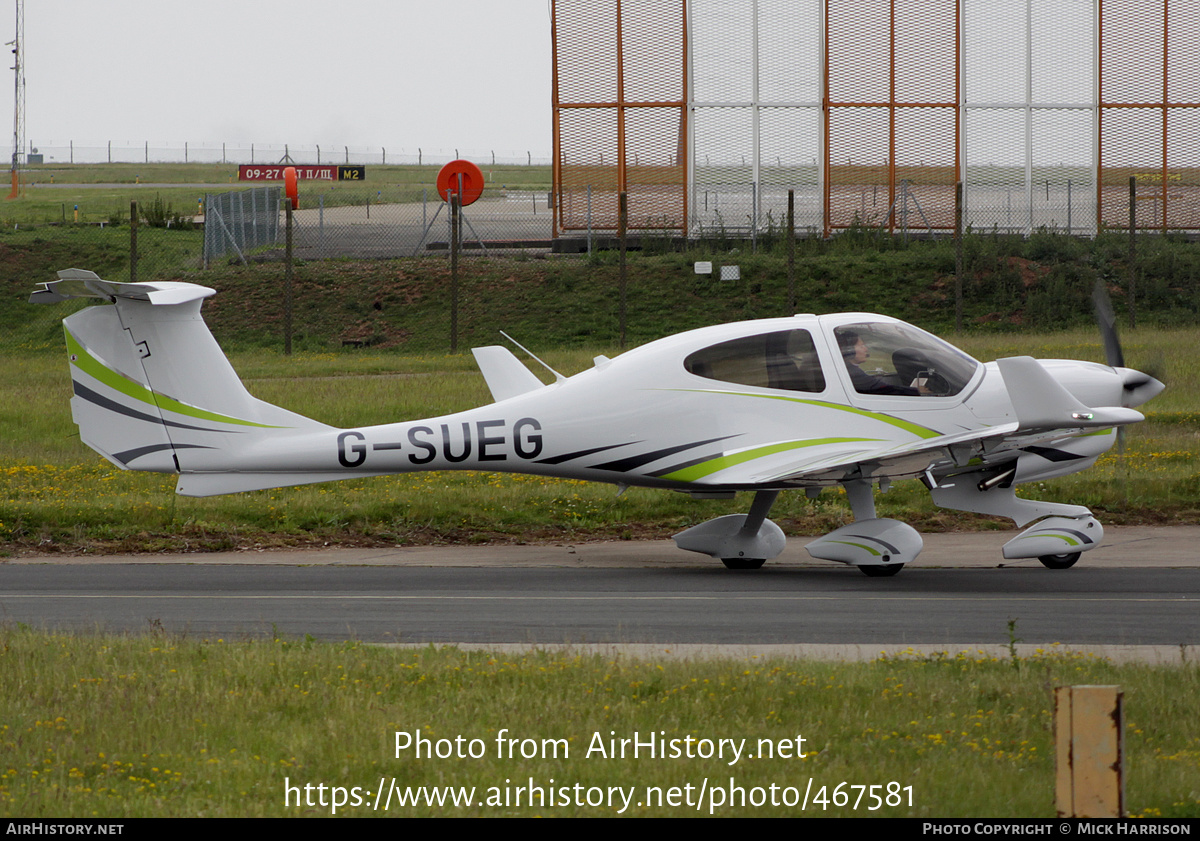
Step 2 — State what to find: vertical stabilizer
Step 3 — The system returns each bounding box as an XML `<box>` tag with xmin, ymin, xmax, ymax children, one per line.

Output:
<box><xmin>34</xmin><ymin>273</ymin><xmax>328</xmax><ymax>473</ymax></box>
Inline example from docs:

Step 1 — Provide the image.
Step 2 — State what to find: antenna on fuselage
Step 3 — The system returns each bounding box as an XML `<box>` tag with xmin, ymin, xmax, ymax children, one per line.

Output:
<box><xmin>500</xmin><ymin>330</ymin><xmax>564</xmax><ymax>383</ymax></box>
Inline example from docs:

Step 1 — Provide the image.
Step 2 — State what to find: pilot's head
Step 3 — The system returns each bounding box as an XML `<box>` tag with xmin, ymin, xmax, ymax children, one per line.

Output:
<box><xmin>838</xmin><ymin>330</ymin><xmax>870</xmax><ymax>364</ymax></box>
<box><xmin>837</xmin><ymin>330</ymin><xmax>860</xmax><ymax>358</ymax></box>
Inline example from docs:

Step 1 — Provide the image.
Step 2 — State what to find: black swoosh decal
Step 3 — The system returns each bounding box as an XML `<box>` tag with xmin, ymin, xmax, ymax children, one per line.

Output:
<box><xmin>592</xmin><ymin>436</ymin><xmax>739</xmax><ymax>473</ymax></box>
<box><xmin>1021</xmin><ymin>445</ymin><xmax>1087</xmax><ymax>463</ymax></box>
<box><xmin>535</xmin><ymin>441</ymin><xmax>637</xmax><ymax>466</ymax></box>
<box><xmin>112</xmin><ymin>443</ymin><xmax>213</xmax><ymax>466</ymax></box>
<box><xmin>73</xmin><ymin>382</ymin><xmax>241</xmax><ymax>435</ymax></box>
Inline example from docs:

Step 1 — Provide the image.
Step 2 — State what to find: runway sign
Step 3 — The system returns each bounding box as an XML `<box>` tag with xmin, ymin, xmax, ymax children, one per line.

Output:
<box><xmin>239</xmin><ymin>165</ymin><xmax>365</xmax><ymax>182</ymax></box>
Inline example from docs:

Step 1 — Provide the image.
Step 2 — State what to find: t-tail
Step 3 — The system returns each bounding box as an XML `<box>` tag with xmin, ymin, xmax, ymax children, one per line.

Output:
<box><xmin>31</xmin><ymin>270</ymin><xmax>330</xmax><ymax>493</ymax></box>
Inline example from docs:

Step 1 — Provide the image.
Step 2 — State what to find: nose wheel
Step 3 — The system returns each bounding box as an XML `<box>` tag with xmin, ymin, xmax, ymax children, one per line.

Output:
<box><xmin>721</xmin><ymin>557</ymin><xmax>766</xmax><ymax>570</ymax></box>
<box><xmin>860</xmin><ymin>563</ymin><xmax>905</xmax><ymax>577</ymax></box>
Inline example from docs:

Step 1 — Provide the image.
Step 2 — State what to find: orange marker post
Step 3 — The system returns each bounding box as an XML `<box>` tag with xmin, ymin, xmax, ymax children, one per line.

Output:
<box><xmin>284</xmin><ymin>166</ymin><xmax>299</xmax><ymax>210</ymax></box>
<box><xmin>436</xmin><ymin>160</ymin><xmax>485</xmax><ymax>206</ymax></box>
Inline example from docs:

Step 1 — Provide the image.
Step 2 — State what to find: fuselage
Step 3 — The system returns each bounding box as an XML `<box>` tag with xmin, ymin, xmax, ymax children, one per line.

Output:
<box><xmin>175</xmin><ymin>313</ymin><xmax>1155</xmax><ymax>494</ymax></box>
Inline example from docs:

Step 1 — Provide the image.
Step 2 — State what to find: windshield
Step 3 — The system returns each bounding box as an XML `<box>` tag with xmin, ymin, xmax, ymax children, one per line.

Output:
<box><xmin>832</xmin><ymin>321</ymin><xmax>978</xmax><ymax>397</ymax></box>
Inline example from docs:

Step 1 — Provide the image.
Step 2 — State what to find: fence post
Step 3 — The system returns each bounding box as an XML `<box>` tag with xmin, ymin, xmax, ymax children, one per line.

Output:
<box><xmin>955</xmin><ymin>181</ymin><xmax>963</xmax><ymax>333</ymax></box>
<box><xmin>284</xmin><ymin>202</ymin><xmax>294</xmax><ymax>356</ymax></box>
<box><xmin>1128</xmin><ymin>176</ymin><xmax>1137</xmax><ymax>329</ymax></box>
<box><xmin>1055</xmin><ymin>685</ymin><xmax>1124</xmax><ymax>817</ymax></box>
<box><xmin>130</xmin><ymin>201</ymin><xmax>138</xmax><ymax>284</ymax></box>
<box><xmin>751</xmin><ymin>181</ymin><xmax>758</xmax><ymax>253</ymax></box>
<box><xmin>619</xmin><ymin>191</ymin><xmax>628</xmax><ymax>349</ymax></box>
<box><xmin>1067</xmin><ymin>178</ymin><xmax>1073</xmax><ymax>235</ymax></box>
<box><xmin>787</xmin><ymin>189</ymin><xmax>795</xmax><ymax>312</ymax></box>
<box><xmin>450</xmin><ymin>187</ymin><xmax>460</xmax><ymax>353</ymax></box>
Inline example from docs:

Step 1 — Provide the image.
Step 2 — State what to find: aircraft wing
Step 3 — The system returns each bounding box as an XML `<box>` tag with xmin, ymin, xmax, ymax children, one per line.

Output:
<box><xmin>690</xmin><ymin>420</ymin><xmax>1125</xmax><ymax>487</ymax></box>
<box><xmin>693</xmin><ymin>355</ymin><xmax>1145</xmax><ymax>487</ymax></box>
<box><xmin>677</xmin><ymin>424</ymin><xmax>1014</xmax><ymax>486</ymax></box>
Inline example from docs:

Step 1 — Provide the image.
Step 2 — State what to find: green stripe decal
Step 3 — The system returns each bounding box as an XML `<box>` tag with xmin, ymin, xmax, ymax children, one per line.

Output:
<box><xmin>65</xmin><ymin>328</ymin><xmax>278</xmax><ymax>429</ymax></box>
<box><xmin>1016</xmin><ymin>533</ymin><xmax>1081</xmax><ymax>547</ymax></box>
<box><xmin>659</xmin><ymin>388</ymin><xmax>941</xmax><ymax>440</ymax></box>
<box><xmin>661</xmin><ymin>437</ymin><xmax>880</xmax><ymax>482</ymax></box>
<box><xmin>826</xmin><ymin>540</ymin><xmax>882</xmax><ymax>556</ymax></box>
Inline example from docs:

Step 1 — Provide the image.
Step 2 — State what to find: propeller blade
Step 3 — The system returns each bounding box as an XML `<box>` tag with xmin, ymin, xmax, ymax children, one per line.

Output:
<box><xmin>1092</xmin><ymin>280</ymin><xmax>1125</xmax><ymax>369</ymax></box>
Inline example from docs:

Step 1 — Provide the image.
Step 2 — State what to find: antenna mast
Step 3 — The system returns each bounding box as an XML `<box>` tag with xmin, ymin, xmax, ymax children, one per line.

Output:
<box><xmin>7</xmin><ymin>0</ymin><xmax>22</xmax><ymax>199</ymax></box>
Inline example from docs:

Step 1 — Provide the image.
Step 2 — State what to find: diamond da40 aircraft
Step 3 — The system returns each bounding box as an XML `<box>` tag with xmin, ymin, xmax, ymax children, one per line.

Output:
<box><xmin>33</xmin><ymin>269</ymin><xmax>1164</xmax><ymax>576</ymax></box>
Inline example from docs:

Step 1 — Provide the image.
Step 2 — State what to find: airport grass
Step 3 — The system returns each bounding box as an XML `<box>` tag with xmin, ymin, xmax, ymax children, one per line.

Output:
<box><xmin>1</xmin><ymin>326</ymin><xmax>1198</xmax><ymax>554</ymax></box>
<box><xmin>1</xmin><ymin>195</ymin><xmax>1198</xmax><ymax>553</ymax></box>
<box><xmin>0</xmin><ymin>630</ymin><xmax>1196</xmax><ymax>818</ymax></box>
<box><xmin>2</xmin><ymin>162</ymin><xmax>553</xmax><ymax>227</ymax></box>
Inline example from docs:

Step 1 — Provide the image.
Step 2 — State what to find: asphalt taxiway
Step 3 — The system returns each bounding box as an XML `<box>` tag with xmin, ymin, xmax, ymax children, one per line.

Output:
<box><xmin>2</xmin><ymin>527</ymin><xmax>1197</xmax><ymax>661</ymax></box>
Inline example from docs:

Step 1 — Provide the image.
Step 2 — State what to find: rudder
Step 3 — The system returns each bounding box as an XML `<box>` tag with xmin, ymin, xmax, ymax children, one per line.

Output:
<box><xmin>34</xmin><ymin>270</ymin><xmax>328</xmax><ymax>474</ymax></box>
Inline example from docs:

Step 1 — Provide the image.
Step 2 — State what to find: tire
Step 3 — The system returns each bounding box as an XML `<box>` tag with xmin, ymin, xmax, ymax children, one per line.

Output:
<box><xmin>721</xmin><ymin>557</ymin><xmax>766</xmax><ymax>570</ymax></box>
<box><xmin>1038</xmin><ymin>552</ymin><xmax>1081</xmax><ymax>569</ymax></box>
<box><xmin>860</xmin><ymin>563</ymin><xmax>904</xmax><ymax>577</ymax></box>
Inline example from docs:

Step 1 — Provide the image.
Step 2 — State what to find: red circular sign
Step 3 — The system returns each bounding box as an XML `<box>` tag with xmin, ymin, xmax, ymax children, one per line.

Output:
<box><xmin>436</xmin><ymin>160</ymin><xmax>485</xmax><ymax>206</ymax></box>
<box><xmin>284</xmin><ymin>166</ymin><xmax>299</xmax><ymax>210</ymax></box>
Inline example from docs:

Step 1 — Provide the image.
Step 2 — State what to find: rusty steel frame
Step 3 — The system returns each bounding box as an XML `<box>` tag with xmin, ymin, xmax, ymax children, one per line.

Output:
<box><xmin>552</xmin><ymin>1</ymin><xmax>1200</xmax><ymax>238</ymax></box>
<box><xmin>551</xmin><ymin>0</ymin><xmax>689</xmax><ymax>238</ymax></box>
<box><xmin>1098</xmin><ymin>0</ymin><xmax>1200</xmax><ymax>232</ymax></box>
<box><xmin>822</xmin><ymin>0</ymin><xmax>961</xmax><ymax>236</ymax></box>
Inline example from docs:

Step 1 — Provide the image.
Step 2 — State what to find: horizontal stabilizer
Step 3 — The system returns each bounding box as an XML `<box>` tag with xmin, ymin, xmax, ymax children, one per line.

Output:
<box><xmin>996</xmin><ymin>356</ymin><xmax>1143</xmax><ymax>430</ymax></box>
<box><xmin>30</xmin><ymin>269</ymin><xmax>215</xmax><ymax>306</ymax></box>
<box><xmin>471</xmin><ymin>346</ymin><xmax>546</xmax><ymax>403</ymax></box>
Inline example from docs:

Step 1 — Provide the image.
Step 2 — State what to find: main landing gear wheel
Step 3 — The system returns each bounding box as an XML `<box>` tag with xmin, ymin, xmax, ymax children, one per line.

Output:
<box><xmin>860</xmin><ymin>563</ymin><xmax>905</xmax><ymax>577</ymax></box>
<box><xmin>721</xmin><ymin>557</ymin><xmax>766</xmax><ymax>570</ymax></box>
<box><xmin>1038</xmin><ymin>552</ymin><xmax>1081</xmax><ymax>569</ymax></box>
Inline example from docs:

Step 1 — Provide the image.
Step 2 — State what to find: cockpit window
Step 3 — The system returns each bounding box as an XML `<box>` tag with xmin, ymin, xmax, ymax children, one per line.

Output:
<box><xmin>833</xmin><ymin>322</ymin><xmax>978</xmax><ymax>397</ymax></box>
<box><xmin>684</xmin><ymin>329</ymin><xmax>826</xmax><ymax>393</ymax></box>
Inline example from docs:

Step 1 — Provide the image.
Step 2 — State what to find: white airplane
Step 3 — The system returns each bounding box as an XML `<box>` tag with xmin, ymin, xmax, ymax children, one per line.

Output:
<box><xmin>32</xmin><ymin>268</ymin><xmax>1164</xmax><ymax>576</ymax></box>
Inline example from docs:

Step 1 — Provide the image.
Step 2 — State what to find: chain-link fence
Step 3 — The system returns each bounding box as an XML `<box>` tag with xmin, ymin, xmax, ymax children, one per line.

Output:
<box><xmin>6</xmin><ymin>182</ymin><xmax>1199</xmax><ymax>365</ymax></box>
<box><xmin>552</xmin><ymin>0</ymin><xmax>1200</xmax><ymax>238</ymax></box>
<box><xmin>24</xmin><ymin>141</ymin><xmax>552</xmax><ymax>168</ymax></box>
<box><xmin>283</xmin><ymin>188</ymin><xmax>556</xmax><ymax>261</ymax></box>
<box><xmin>203</xmin><ymin>187</ymin><xmax>281</xmax><ymax>266</ymax></box>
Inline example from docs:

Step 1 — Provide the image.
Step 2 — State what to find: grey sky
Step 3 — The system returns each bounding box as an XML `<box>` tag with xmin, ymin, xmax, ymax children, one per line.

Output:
<box><xmin>10</xmin><ymin>0</ymin><xmax>552</xmax><ymax>157</ymax></box>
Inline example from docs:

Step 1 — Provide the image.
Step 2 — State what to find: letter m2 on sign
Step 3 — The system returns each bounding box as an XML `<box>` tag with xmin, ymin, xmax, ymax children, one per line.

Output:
<box><xmin>239</xmin><ymin>165</ymin><xmax>365</xmax><ymax>182</ymax></box>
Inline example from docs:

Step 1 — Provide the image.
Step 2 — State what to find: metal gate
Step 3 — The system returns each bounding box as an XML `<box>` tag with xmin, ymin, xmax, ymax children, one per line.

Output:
<box><xmin>203</xmin><ymin>187</ymin><xmax>282</xmax><ymax>266</ymax></box>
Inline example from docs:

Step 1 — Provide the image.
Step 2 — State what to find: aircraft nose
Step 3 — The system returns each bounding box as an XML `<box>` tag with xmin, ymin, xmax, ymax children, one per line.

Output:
<box><xmin>1117</xmin><ymin>367</ymin><xmax>1165</xmax><ymax>408</ymax></box>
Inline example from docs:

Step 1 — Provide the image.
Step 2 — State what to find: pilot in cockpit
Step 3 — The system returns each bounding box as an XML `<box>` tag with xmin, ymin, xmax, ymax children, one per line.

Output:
<box><xmin>837</xmin><ymin>330</ymin><xmax>931</xmax><ymax>396</ymax></box>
